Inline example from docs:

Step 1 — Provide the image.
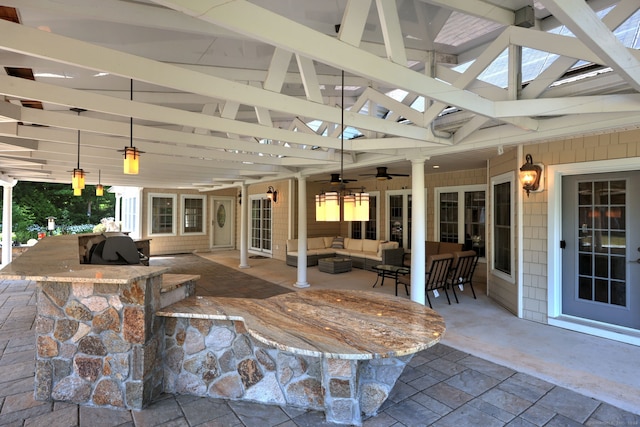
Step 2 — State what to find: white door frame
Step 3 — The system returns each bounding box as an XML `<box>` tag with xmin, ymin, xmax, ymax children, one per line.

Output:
<box><xmin>547</xmin><ymin>157</ymin><xmax>640</xmax><ymax>346</ymax></box>
<box><xmin>210</xmin><ymin>196</ymin><xmax>235</xmax><ymax>250</ymax></box>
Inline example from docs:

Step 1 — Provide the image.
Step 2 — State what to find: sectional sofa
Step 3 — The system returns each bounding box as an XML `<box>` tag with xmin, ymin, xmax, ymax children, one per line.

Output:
<box><xmin>286</xmin><ymin>236</ymin><xmax>404</xmax><ymax>271</ymax></box>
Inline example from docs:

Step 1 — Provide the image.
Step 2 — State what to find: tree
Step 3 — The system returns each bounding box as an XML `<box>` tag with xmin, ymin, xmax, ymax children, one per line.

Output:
<box><xmin>1</xmin><ymin>182</ymin><xmax>117</xmax><ymax>242</ymax></box>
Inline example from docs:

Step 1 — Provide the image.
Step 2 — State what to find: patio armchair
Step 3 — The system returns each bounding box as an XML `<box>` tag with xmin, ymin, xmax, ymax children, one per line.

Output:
<box><xmin>448</xmin><ymin>250</ymin><xmax>479</xmax><ymax>302</ymax></box>
<box><xmin>395</xmin><ymin>253</ymin><xmax>454</xmax><ymax>309</ymax></box>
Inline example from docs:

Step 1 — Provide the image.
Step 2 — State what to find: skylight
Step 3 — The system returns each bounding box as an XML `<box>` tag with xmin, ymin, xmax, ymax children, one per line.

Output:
<box><xmin>452</xmin><ymin>6</ymin><xmax>639</xmax><ymax>89</ymax></box>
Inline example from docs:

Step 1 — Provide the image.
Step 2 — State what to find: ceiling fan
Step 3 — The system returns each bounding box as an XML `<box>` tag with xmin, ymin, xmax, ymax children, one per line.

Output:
<box><xmin>361</xmin><ymin>166</ymin><xmax>409</xmax><ymax>180</ymax></box>
<box><xmin>316</xmin><ymin>173</ymin><xmax>357</xmax><ymax>186</ymax></box>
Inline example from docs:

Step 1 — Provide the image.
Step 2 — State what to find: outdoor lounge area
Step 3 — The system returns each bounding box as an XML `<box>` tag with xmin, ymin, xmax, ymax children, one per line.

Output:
<box><xmin>2</xmin><ymin>1</ymin><xmax>640</xmax><ymax>425</ymax></box>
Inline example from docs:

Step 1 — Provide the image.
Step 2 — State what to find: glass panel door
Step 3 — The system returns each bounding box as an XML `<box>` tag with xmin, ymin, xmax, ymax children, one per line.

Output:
<box><xmin>562</xmin><ymin>172</ymin><xmax>640</xmax><ymax>329</ymax></box>
<box><xmin>387</xmin><ymin>190</ymin><xmax>414</xmax><ymax>249</ymax></box>
<box><xmin>249</xmin><ymin>197</ymin><xmax>272</xmax><ymax>254</ymax></box>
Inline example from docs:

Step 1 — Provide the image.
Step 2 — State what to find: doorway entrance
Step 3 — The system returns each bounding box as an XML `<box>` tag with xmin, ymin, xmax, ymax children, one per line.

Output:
<box><xmin>562</xmin><ymin>171</ymin><xmax>640</xmax><ymax>330</ymax></box>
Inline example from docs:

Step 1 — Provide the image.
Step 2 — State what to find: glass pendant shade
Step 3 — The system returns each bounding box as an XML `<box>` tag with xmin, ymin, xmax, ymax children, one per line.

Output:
<box><xmin>73</xmin><ymin>187</ymin><xmax>82</xmax><ymax>196</ymax></box>
<box><xmin>96</xmin><ymin>184</ymin><xmax>104</xmax><ymax>196</ymax></box>
<box><xmin>315</xmin><ymin>194</ymin><xmax>326</xmax><ymax>221</ymax></box>
<box><xmin>324</xmin><ymin>192</ymin><xmax>340</xmax><ymax>222</ymax></box>
<box><xmin>353</xmin><ymin>192</ymin><xmax>370</xmax><ymax>221</ymax></box>
<box><xmin>72</xmin><ymin>168</ymin><xmax>85</xmax><ymax>190</ymax></box>
<box><xmin>123</xmin><ymin>147</ymin><xmax>140</xmax><ymax>175</ymax></box>
<box><xmin>343</xmin><ymin>194</ymin><xmax>355</xmax><ymax>221</ymax></box>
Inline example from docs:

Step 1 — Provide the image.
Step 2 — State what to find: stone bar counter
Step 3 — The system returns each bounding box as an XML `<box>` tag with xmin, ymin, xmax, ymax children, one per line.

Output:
<box><xmin>156</xmin><ymin>290</ymin><xmax>445</xmax><ymax>425</ymax></box>
<box><xmin>0</xmin><ymin>235</ymin><xmax>169</xmax><ymax>409</ymax></box>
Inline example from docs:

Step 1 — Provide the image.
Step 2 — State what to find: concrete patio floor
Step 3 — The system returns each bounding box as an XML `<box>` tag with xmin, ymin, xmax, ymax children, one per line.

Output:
<box><xmin>0</xmin><ymin>251</ymin><xmax>638</xmax><ymax>426</ymax></box>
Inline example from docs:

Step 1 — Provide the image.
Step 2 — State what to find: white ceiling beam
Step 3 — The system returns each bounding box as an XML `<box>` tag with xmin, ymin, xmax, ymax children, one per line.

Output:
<box><xmin>12</xmin><ymin>110</ymin><xmax>340</xmax><ymax>163</ymax></box>
<box><xmin>0</xmin><ymin>75</ymin><xmax>355</xmax><ymax>150</ymax></box>
<box><xmin>540</xmin><ymin>0</ymin><xmax>640</xmax><ymax>91</ymax></box>
<box><xmin>375</xmin><ymin>0</ymin><xmax>408</xmax><ymax>65</ymax></box>
<box><xmin>152</xmin><ymin>0</ymin><xmax>495</xmax><ymax>117</ymax></box>
<box><xmin>339</xmin><ymin>0</ymin><xmax>372</xmax><ymax>47</ymax></box>
<box><xmin>522</xmin><ymin>0</ymin><xmax>639</xmax><ymax>99</ymax></box>
<box><xmin>295</xmin><ymin>55</ymin><xmax>324</xmax><ymax>104</ymax></box>
<box><xmin>495</xmin><ymin>94</ymin><xmax>640</xmax><ymax>117</ymax></box>
<box><xmin>0</xmin><ymin>20</ymin><xmax>427</xmax><ymax>142</ymax></box>
<box><xmin>417</xmin><ymin>0</ymin><xmax>514</xmax><ymax>26</ymax></box>
<box><xmin>264</xmin><ymin>48</ymin><xmax>293</xmax><ymax>92</ymax></box>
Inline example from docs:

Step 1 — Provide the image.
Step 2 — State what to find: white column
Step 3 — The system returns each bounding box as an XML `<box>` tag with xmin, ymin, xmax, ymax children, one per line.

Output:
<box><xmin>410</xmin><ymin>158</ymin><xmax>427</xmax><ymax>305</ymax></box>
<box><xmin>294</xmin><ymin>175</ymin><xmax>310</xmax><ymax>288</ymax></box>
<box><xmin>239</xmin><ymin>183</ymin><xmax>250</xmax><ymax>269</ymax></box>
<box><xmin>2</xmin><ymin>181</ymin><xmax>16</xmax><ymax>266</ymax></box>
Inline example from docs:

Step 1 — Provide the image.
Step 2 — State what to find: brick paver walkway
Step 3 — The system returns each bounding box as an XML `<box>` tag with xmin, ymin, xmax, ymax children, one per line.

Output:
<box><xmin>1</xmin><ymin>255</ymin><xmax>638</xmax><ymax>426</ymax></box>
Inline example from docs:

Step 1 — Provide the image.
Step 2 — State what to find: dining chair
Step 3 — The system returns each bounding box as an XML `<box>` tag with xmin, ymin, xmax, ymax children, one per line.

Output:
<box><xmin>448</xmin><ymin>250</ymin><xmax>479</xmax><ymax>302</ymax></box>
<box><xmin>395</xmin><ymin>253</ymin><xmax>454</xmax><ymax>309</ymax></box>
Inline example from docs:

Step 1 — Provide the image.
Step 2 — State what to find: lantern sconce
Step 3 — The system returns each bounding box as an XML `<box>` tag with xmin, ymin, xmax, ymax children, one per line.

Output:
<box><xmin>46</xmin><ymin>216</ymin><xmax>56</xmax><ymax>235</ymax></box>
<box><xmin>519</xmin><ymin>154</ymin><xmax>544</xmax><ymax>197</ymax></box>
<box><xmin>266</xmin><ymin>186</ymin><xmax>278</xmax><ymax>204</ymax></box>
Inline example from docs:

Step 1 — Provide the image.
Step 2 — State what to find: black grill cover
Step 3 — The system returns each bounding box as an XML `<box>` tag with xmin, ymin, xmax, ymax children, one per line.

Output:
<box><xmin>88</xmin><ymin>236</ymin><xmax>144</xmax><ymax>265</ymax></box>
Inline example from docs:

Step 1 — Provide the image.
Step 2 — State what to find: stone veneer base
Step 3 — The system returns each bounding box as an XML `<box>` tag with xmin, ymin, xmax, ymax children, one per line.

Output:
<box><xmin>162</xmin><ymin>317</ymin><xmax>412</xmax><ymax>426</ymax></box>
<box><xmin>34</xmin><ymin>275</ymin><xmax>165</xmax><ymax>410</ymax></box>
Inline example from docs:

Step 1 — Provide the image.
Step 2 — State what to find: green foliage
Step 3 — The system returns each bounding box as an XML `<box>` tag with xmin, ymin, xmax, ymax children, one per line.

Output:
<box><xmin>0</xmin><ymin>182</ymin><xmax>117</xmax><ymax>243</ymax></box>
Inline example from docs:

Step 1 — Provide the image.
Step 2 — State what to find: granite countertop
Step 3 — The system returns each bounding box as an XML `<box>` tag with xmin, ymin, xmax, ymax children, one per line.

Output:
<box><xmin>157</xmin><ymin>290</ymin><xmax>446</xmax><ymax>359</ymax></box>
<box><xmin>0</xmin><ymin>234</ymin><xmax>167</xmax><ymax>284</ymax></box>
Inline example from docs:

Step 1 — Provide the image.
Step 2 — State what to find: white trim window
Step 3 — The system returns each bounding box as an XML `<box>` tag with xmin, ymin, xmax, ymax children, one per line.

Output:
<box><xmin>181</xmin><ymin>194</ymin><xmax>206</xmax><ymax>235</ymax></box>
<box><xmin>491</xmin><ymin>172</ymin><xmax>515</xmax><ymax>282</ymax></box>
<box><xmin>434</xmin><ymin>185</ymin><xmax>486</xmax><ymax>259</ymax></box>
<box><xmin>148</xmin><ymin>193</ymin><xmax>177</xmax><ymax>236</ymax></box>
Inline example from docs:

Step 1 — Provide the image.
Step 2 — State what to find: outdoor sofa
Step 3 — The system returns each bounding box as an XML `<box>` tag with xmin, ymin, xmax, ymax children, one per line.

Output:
<box><xmin>286</xmin><ymin>236</ymin><xmax>404</xmax><ymax>271</ymax></box>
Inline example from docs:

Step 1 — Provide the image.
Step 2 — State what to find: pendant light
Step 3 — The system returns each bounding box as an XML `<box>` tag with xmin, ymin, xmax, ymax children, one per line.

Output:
<box><xmin>70</xmin><ymin>108</ymin><xmax>86</xmax><ymax>196</ymax></box>
<box><xmin>96</xmin><ymin>170</ymin><xmax>104</xmax><ymax>196</ymax></box>
<box><xmin>122</xmin><ymin>79</ymin><xmax>142</xmax><ymax>174</ymax></box>
<box><xmin>315</xmin><ymin>70</ymin><xmax>369</xmax><ymax>222</ymax></box>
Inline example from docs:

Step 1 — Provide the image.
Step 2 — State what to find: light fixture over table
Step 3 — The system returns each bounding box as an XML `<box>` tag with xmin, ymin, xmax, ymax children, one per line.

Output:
<box><xmin>315</xmin><ymin>70</ymin><xmax>369</xmax><ymax>222</ymax></box>
<box><xmin>96</xmin><ymin>170</ymin><xmax>104</xmax><ymax>197</ymax></box>
<box><xmin>121</xmin><ymin>79</ymin><xmax>143</xmax><ymax>175</ymax></box>
<box><xmin>70</xmin><ymin>108</ymin><xmax>86</xmax><ymax>196</ymax></box>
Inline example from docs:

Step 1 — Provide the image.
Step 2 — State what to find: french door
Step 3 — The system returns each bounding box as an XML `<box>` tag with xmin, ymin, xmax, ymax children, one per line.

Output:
<box><xmin>249</xmin><ymin>197</ymin><xmax>272</xmax><ymax>254</ymax></box>
<box><xmin>562</xmin><ymin>172</ymin><xmax>640</xmax><ymax>329</ymax></box>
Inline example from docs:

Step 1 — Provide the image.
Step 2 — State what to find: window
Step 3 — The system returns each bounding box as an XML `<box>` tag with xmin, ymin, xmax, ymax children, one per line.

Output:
<box><xmin>439</xmin><ymin>192</ymin><xmax>458</xmax><ymax>243</ymax></box>
<box><xmin>350</xmin><ymin>193</ymin><xmax>379</xmax><ymax>240</ymax></box>
<box><xmin>181</xmin><ymin>195</ymin><xmax>206</xmax><ymax>235</ymax></box>
<box><xmin>491</xmin><ymin>173</ymin><xmax>514</xmax><ymax>279</ymax></box>
<box><xmin>148</xmin><ymin>193</ymin><xmax>177</xmax><ymax>236</ymax></box>
<box><xmin>435</xmin><ymin>185</ymin><xmax>486</xmax><ymax>258</ymax></box>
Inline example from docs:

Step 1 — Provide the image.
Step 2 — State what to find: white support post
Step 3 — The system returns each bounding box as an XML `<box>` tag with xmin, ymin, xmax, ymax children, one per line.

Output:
<box><xmin>410</xmin><ymin>158</ymin><xmax>427</xmax><ymax>305</ymax></box>
<box><xmin>239</xmin><ymin>183</ymin><xmax>249</xmax><ymax>269</ymax></box>
<box><xmin>2</xmin><ymin>181</ymin><xmax>16</xmax><ymax>266</ymax></box>
<box><xmin>294</xmin><ymin>174</ymin><xmax>310</xmax><ymax>288</ymax></box>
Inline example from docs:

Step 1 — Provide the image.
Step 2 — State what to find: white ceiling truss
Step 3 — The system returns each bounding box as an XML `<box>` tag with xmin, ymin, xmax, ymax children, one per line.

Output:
<box><xmin>0</xmin><ymin>0</ymin><xmax>637</xmax><ymax>189</ymax></box>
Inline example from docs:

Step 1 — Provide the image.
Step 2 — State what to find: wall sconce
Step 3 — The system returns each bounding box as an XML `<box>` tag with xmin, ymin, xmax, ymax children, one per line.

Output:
<box><xmin>266</xmin><ymin>186</ymin><xmax>278</xmax><ymax>203</ymax></box>
<box><xmin>519</xmin><ymin>154</ymin><xmax>543</xmax><ymax>197</ymax></box>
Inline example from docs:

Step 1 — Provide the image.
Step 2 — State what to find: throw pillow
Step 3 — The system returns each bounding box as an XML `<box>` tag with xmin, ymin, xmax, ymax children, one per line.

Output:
<box><xmin>331</xmin><ymin>236</ymin><xmax>344</xmax><ymax>249</ymax></box>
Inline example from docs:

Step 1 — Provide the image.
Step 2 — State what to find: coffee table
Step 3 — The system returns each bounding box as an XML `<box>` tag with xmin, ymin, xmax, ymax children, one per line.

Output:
<box><xmin>318</xmin><ymin>257</ymin><xmax>352</xmax><ymax>274</ymax></box>
<box><xmin>372</xmin><ymin>264</ymin><xmax>410</xmax><ymax>288</ymax></box>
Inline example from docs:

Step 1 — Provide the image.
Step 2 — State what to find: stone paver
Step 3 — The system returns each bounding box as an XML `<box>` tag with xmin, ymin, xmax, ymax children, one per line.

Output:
<box><xmin>0</xmin><ymin>254</ymin><xmax>639</xmax><ymax>426</ymax></box>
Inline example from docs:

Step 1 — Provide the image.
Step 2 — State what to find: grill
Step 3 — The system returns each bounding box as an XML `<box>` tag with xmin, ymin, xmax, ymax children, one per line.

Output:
<box><xmin>87</xmin><ymin>235</ymin><xmax>147</xmax><ymax>265</ymax></box>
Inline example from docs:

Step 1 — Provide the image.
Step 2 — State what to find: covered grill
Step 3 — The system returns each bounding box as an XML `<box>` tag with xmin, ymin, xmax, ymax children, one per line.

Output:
<box><xmin>87</xmin><ymin>235</ymin><xmax>147</xmax><ymax>265</ymax></box>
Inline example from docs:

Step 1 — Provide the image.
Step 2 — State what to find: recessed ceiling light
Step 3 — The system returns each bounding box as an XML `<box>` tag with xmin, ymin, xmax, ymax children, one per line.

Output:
<box><xmin>433</xmin><ymin>165</ymin><xmax>440</xmax><ymax>169</ymax></box>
